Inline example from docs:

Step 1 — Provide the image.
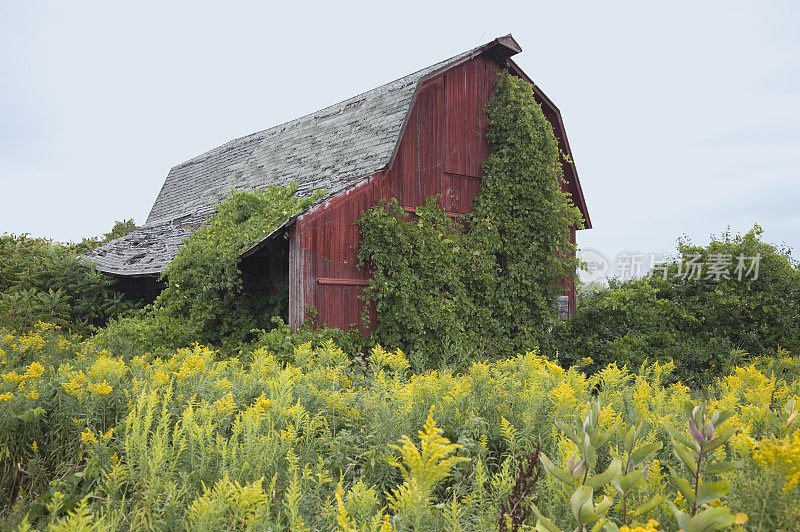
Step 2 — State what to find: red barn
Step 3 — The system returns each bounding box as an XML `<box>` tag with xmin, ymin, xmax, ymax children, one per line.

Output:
<box><xmin>86</xmin><ymin>34</ymin><xmax>590</xmax><ymax>332</ymax></box>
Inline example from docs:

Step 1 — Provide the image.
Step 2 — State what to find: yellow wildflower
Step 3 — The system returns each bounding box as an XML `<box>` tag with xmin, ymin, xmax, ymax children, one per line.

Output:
<box><xmin>175</xmin><ymin>350</ymin><xmax>207</xmax><ymax>379</ymax></box>
<box><xmin>550</xmin><ymin>379</ymin><xmax>579</xmax><ymax>410</ymax></box>
<box><xmin>25</xmin><ymin>362</ymin><xmax>44</xmax><ymax>380</ymax></box>
<box><xmin>153</xmin><ymin>370</ymin><xmax>169</xmax><ymax>387</ymax></box>
<box><xmin>0</xmin><ymin>392</ymin><xmax>12</xmax><ymax>402</ymax></box>
<box><xmin>101</xmin><ymin>427</ymin><xmax>114</xmax><ymax>440</ymax></box>
<box><xmin>753</xmin><ymin>431</ymin><xmax>800</xmax><ymax>491</ymax></box>
<box><xmin>25</xmin><ymin>389</ymin><xmax>39</xmax><ymax>400</ymax></box>
<box><xmin>31</xmin><ymin>441</ymin><xmax>38</xmax><ymax>451</ymax></box>
<box><xmin>62</xmin><ymin>371</ymin><xmax>87</xmax><ymax>396</ymax></box>
<box><xmin>2</xmin><ymin>371</ymin><xmax>23</xmax><ymax>386</ymax></box>
<box><xmin>620</xmin><ymin>519</ymin><xmax>660</xmax><ymax>532</ymax></box>
<box><xmin>81</xmin><ymin>429</ymin><xmax>98</xmax><ymax>445</ymax></box>
<box><xmin>213</xmin><ymin>392</ymin><xmax>236</xmax><ymax>416</ymax></box>
<box><xmin>90</xmin><ymin>381</ymin><xmax>113</xmax><ymax>396</ymax></box>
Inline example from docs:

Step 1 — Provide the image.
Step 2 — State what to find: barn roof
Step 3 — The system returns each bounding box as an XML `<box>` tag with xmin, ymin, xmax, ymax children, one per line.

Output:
<box><xmin>83</xmin><ymin>35</ymin><xmax>550</xmax><ymax>276</ymax></box>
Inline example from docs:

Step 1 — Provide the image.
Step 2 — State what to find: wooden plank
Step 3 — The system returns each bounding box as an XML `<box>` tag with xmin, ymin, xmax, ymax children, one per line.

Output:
<box><xmin>444</xmin><ymin>57</ymin><xmax>495</xmax><ymax>178</ymax></box>
<box><xmin>318</xmin><ymin>278</ymin><xmax>370</xmax><ymax>286</ymax></box>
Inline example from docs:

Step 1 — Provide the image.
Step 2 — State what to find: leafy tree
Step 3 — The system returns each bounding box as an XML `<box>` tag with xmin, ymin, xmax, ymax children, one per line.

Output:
<box><xmin>0</xmin><ymin>234</ymin><xmax>135</xmax><ymax>334</ymax></box>
<box><xmin>553</xmin><ymin>226</ymin><xmax>800</xmax><ymax>385</ymax></box>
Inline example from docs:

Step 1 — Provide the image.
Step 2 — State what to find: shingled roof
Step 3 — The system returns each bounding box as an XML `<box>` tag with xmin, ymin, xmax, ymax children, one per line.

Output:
<box><xmin>84</xmin><ymin>35</ymin><xmax>522</xmax><ymax>276</ymax></box>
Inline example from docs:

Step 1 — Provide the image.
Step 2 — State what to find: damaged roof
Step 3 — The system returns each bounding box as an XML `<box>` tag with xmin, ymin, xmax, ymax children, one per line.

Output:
<box><xmin>84</xmin><ymin>36</ymin><xmax>523</xmax><ymax>276</ymax></box>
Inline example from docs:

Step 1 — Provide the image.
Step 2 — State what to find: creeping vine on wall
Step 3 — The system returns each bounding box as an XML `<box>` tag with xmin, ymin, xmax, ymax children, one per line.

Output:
<box><xmin>358</xmin><ymin>72</ymin><xmax>584</xmax><ymax>369</ymax></box>
<box><xmin>154</xmin><ymin>184</ymin><xmax>323</xmax><ymax>345</ymax></box>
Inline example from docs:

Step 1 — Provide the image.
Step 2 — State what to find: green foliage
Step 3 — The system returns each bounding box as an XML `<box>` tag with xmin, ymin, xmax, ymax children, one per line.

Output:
<box><xmin>358</xmin><ymin>72</ymin><xmax>582</xmax><ymax>370</ymax></box>
<box><xmin>358</xmin><ymin>197</ymin><xmax>483</xmax><ymax>369</ymax></box>
<box><xmin>150</xmin><ymin>184</ymin><xmax>322</xmax><ymax>346</ymax></box>
<box><xmin>0</xmin><ymin>234</ymin><xmax>137</xmax><ymax>335</ymax></box>
<box><xmin>553</xmin><ymin>226</ymin><xmax>800</xmax><ymax>386</ymax></box>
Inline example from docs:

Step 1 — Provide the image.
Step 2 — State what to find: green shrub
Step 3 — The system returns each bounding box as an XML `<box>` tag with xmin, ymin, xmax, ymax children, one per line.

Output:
<box><xmin>553</xmin><ymin>226</ymin><xmax>800</xmax><ymax>386</ymax></box>
<box><xmin>0</xmin><ymin>235</ymin><xmax>137</xmax><ymax>336</ymax></box>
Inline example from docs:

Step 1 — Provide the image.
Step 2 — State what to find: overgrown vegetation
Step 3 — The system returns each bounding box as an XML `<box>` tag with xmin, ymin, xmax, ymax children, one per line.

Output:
<box><xmin>100</xmin><ymin>185</ymin><xmax>324</xmax><ymax>351</ymax></box>
<box><xmin>358</xmin><ymin>72</ymin><xmax>582</xmax><ymax>370</ymax></box>
<box><xmin>552</xmin><ymin>226</ymin><xmax>800</xmax><ymax>386</ymax></box>
<box><xmin>1</xmin><ymin>325</ymin><xmax>799</xmax><ymax>530</ymax></box>
<box><xmin>0</xmin><ymin>233</ymin><xmax>138</xmax><ymax>337</ymax></box>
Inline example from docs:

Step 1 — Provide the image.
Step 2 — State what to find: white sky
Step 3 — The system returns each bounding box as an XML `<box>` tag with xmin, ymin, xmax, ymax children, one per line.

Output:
<box><xmin>1</xmin><ymin>1</ymin><xmax>798</xmax><ymax>266</ymax></box>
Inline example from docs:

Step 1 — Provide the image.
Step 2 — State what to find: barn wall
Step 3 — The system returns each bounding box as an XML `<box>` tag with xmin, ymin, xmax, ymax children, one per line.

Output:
<box><xmin>289</xmin><ymin>55</ymin><xmax>579</xmax><ymax>332</ymax></box>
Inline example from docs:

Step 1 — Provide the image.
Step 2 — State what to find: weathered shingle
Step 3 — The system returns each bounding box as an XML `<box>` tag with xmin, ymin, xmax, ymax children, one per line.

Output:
<box><xmin>85</xmin><ymin>37</ymin><xmax>519</xmax><ymax>276</ymax></box>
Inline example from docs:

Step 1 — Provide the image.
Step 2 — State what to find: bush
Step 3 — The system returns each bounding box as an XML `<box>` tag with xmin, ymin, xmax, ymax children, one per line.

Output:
<box><xmin>553</xmin><ymin>226</ymin><xmax>800</xmax><ymax>386</ymax></box>
<box><xmin>0</xmin><ymin>234</ymin><xmax>138</xmax><ymax>336</ymax></box>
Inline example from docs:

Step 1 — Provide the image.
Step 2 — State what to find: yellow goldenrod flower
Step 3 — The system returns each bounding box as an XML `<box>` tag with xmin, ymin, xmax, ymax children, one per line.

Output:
<box><xmin>90</xmin><ymin>381</ymin><xmax>113</xmax><ymax>396</ymax></box>
<box><xmin>753</xmin><ymin>431</ymin><xmax>800</xmax><ymax>491</ymax></box>
<box><xmin>153</xmin><ymin>370</ymin><xmax>169</xmax><ymax>387</ymax></box>
<box><xmin>25</xmin><ymin>362</ymin><xmax>44</xmax><ymax>380</ymax></box>
<box><xmin>102</xmin><ymin>427</ymin><xmax>114</xmax><ymax>440</ymax></box>
<box><xmin>620</xmin><ymin>519</ymin><xmax>660</xmax><ymax>532</ymax></box>
<box><xmin>81</xmin><ymin>429</ymin><xmax>98</xmax><ymax>445</ymax></box>
<box><xmin>2</xmin><ymin>371</ymin><xmax>23</xmax><ymax>386</ymax></box>
<box><xmin>31</xmin><ymin>441</ymin><xmax>38</xmax><ymax>451</ymax></box>
<box><xmin>25</xmin><ymin>389</ymin><xmax>39</xmax><ymax>400</ymax></box>
<box><xmin>0</xmin><ymin>392</ymin><xmax>13</xmax><ymax>402</ymax></box>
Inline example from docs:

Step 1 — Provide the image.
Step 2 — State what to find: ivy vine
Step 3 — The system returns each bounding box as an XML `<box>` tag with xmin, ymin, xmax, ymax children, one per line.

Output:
<box><xmin>358</xmin><ymin>72</ymin><xmax>583</xmax><ymax>369</ymax></box>
<box><xmin>154</xmin><ymin>184</ymin><xmax>323</xmax><ymax>345</ymax></box>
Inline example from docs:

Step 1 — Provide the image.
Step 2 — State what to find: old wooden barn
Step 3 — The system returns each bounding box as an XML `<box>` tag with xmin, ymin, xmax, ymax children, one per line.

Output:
<box><xmin>86</xmin><ymin>34</ymin><xmax>591</xmax><ymax>332</ymax></box>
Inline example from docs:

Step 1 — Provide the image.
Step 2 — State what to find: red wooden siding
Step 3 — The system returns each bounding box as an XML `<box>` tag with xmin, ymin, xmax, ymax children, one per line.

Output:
<box><xmin>289</xmin><ymin>55</ymin><xmax>581</xmax><ymax>332</ymax></box>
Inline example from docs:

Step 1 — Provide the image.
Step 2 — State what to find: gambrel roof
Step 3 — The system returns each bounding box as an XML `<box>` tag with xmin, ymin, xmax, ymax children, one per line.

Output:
<box><xmin>86</xmin><ymin>35</ymin><xmax>587</xmax><ymax>277</ymax></box>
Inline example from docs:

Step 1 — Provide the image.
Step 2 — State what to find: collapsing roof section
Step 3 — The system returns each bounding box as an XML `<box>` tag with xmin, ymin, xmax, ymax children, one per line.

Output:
<box><xmin>85</xmin><ymin>35</ymin><xmax>585</xmax><ymax>277</ymax></box>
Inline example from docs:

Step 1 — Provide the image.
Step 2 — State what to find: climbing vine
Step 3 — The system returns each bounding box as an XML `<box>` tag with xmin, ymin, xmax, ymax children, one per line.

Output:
<box><xmin>154</xmin><ymin>184</ymin><xmax>323</xmax><ymax>345</ymax></box>
<box><xmin>358</xmin><ymin>72</ymin><xmax>583</xmax><ymax>369</ymax></box>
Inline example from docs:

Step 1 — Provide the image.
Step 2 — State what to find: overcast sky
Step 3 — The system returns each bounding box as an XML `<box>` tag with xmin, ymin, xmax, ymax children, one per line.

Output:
<box><xmin>1</xmin><ymin>1</ymin><xmax>798</xmax><ymax>270</ymax></box>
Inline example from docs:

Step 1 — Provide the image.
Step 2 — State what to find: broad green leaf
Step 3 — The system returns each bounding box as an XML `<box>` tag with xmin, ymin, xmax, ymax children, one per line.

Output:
<box><xmin>704</xmin><ymin>461</ymin><xmax>740</xmax><ymax>475</ymax></box>
<box><xmin>593</xmin><ymin>423</ymin><xmax>618</xmax><ymax>449</ymax></box>
<box><xmin>687</xmin><ymin>507</ymin><xmax>736</xmax><ymax>532</ymax></box>
<box><xmin>663</xmin><ymin>422</ymin><xmax>699</xmax><ymax>451</ymax></box>
<box><xmin>618</xmin><ymin>470</ymin><xmax>644</xmax><ymax>494</ymax></box>
<box><xmin>666</xmin><ymin>499</ymin><xmax>690</xmax><ymax>532</ymax></box>
<box><xmin>633</xmin><ymin>494</ymin><xmax>666</xmax><ymax>516</ymax></box>
<box><xmin>556</xmin><ymin>419</ymin><xmax>582</xmax><ymax>446</ymax></box>
<box><xmin>623</xmin><ymin>424</ymin><xmax>638</xmax><ymax>454</ymax></box>
<box><xmin>594</xmin><ymin>495</ymin><xmax>613</xmax><ymax>516</ymax></box>
<box><xmin>673</xmin><ymin>476</ymin><xmax>697</xmax><ymax>505</ymax></box>
<box><xmin>540</xmin><ymin>453</ymin><xmax>575</xmax><ymax>486</ymax></box>
<box><xmin>586</xmin><ymin>459</ymin><xmax>621</xmax><ymax>489</ymax></box>
<box><xmin>674</xmin><ymin>443</ymin><xmax>699</xmax><ymax>475</ymax></box>
<box><xmin>630</xmin><ymin>441</ymin><xmax>662</xmax><ymax>467</ymax></box>
<box><xmin>533</xmin><ymin>506</ymin><xmax>564</xmax><ymax>532</ymax></box>
<box><xmin>571</xmin><ymin>485</ymin><xmax>595</xmax><ymax>524</ymax></box>
<box><xmin>714</xmin><ymin>410</ymin><xmax>734</xmax><ymax>428</ymax></box>
<box><xmin>584</xmin><ymin>435</ymin><xmax>598</xmax><ymax>470</ymax></box>
<box><xmin>705</xmin><ymin>425</ymin><xmax>739</xmax><ymax>452</ymax></box>
<box><xmin>696</xmin><ymin>481</ymin><xmax>729</xmax><ymax>506</ymax></box>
